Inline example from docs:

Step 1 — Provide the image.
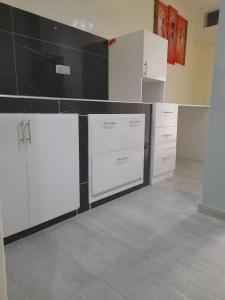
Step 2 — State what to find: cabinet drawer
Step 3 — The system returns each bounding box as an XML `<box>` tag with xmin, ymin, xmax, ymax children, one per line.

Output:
<box><xmin>127</xmin><ymin>115</ymin><xmax>145</xmax><ymax>148</ymax></box>
<box><xmin>153</xmin><ymin>148</ymin><xmax>176</xmax><ymax>177</ymax></box>
<box><xmin>89</xmin><ymin>114</ymin><xmax>145</xmax><ymax>154</ymax></box>
<box><xmin>154</xmin><ymin>104</ymin><xmax>178</xmax><ymax>127</ymax></box>
<box><xmin>91</xmin><ymin>147</ymin><xmax>144</xmax><ymax>197</ymax></box>
<box><xmin>154</xmin><ymin>127</ymin><xmax>177</xmax><ymax>151</ymax></box>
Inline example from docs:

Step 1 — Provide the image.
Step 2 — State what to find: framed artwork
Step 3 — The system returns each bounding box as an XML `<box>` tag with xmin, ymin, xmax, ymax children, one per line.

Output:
<box><xmin>176</xmin><ymin>15</ymin><xmax>188</xmax><ymax>65</ymax></box>
<box><xmin>167</xmin><ymin>6</ymin><xmax>177</xmax><ymax>64</ymax></box>
<box><xmin>154</xmin><ymin>0</ymin><xmax>168</xmax><ymax>39</ymax></box>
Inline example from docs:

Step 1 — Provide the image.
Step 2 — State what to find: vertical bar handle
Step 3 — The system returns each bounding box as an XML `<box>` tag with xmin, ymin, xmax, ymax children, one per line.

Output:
<box><xmin>143</xmin><ymin>61</ymin><xmax>148</xmax><ymax>76</ymax></box>
<box><xmin>18</xmin><ymin>120</ymin><xmax>25</xmax><ymax>144</ymax></box>
<box><xmin>26</xmin><ymin>120</ymin><xmax>32</xmax><ymax>144</ymax></box>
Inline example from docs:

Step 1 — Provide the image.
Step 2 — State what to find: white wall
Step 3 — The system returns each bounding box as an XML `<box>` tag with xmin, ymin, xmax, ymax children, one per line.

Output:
<box><xmin>1</xmin><ymin>0</ymin><xmax>195</xmax><ymax>104</ymax></box>
<box><xmin>1</xmin><ymin>0</ymin><xmax>155</xmax><ymax>38</ymax></box>
<box><xmin>192</xmin><ymin>43</ymin><xmax>216</xmax><ymax>105</ymax></box>
<box><xmin>177</xmin><ymin>107</ymin><xmax>209</xmax><ymax>161</ymax></box>
<box><xmin>202</xmin><ymin>0</ymin><xmax>225</xmax><ymax>212</ymax></box>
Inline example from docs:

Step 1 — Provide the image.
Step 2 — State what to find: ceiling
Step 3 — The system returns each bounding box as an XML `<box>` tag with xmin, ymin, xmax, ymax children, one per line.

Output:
<box><xmin>178</xmin><ymin>0</ymin><xmax>219</xmax><ymax>11</ymax></box>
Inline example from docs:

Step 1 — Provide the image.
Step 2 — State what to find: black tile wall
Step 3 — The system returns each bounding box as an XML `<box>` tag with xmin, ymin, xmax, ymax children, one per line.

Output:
<box><xmin>14</xmin><ymin>35</ymin><xmax>108</xmax><ymax>98</ymax></box>
<box><xmin>12</xmin><ymin>8</ymin><xmax>108</xmax><ymax>56</ymax></box>
<box><xmin>0</xmin><ymin>3</ymin><xmax>108</xmax><ymax>99</ymax></box>
<box><xmin>0</xmin><ymin>31</ymin><xmax>17</xmax><ymax>95</ymax></box>
<box><xmin>0</xmin><ymin>97</ymin><xmax>59</xmax><ymax>113</ymax></box>
<box><xmin>0</xmin><ymin>2</ymin><xmax>12</xmax><ymax>32</ymax></box>
<box><xmin>0</xmin><ymin>97</ymin><xmax>29</xmax><ymax>113</ymax></box>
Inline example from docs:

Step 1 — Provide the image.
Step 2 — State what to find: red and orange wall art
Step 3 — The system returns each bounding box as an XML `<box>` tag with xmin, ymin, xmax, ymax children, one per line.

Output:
<box><xmin>154</xmin><ymin>0</ymin><xmax>188</xmax><ymax>66</ymax></box>
<box><xmin>167</xmin><ymin>6</ymin><xmax>177</xmax><ymax>64</ymax></box>
<box><xmin>176</xmin><ymin>15</ymin><xmax>188</xmax><ymax>65</ymax></box>
<box><xmin>154</xmin><ymin>0</ymin><xmax>168</xmax><ymax>39</ymax></box>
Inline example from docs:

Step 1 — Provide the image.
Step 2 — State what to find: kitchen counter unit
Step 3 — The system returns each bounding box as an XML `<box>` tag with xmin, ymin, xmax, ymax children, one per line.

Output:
<box><xmin>0</xmin><ymin>95</ymin><xmax>151</xmax><ymax>244</ymax></box>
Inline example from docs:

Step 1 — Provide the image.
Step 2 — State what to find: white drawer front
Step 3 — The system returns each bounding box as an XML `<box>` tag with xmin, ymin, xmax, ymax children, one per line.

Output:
<box><xmin>154</xmin><ymin>104</ymin><xmax>178</xmax><ymax>128</ymax></box>
<box><xmin>127</xmin><ymin>115</ymin><xmax>145</xmax><ymax>148</ymax></box>
<box><xmin>154</xmin><ymin>127</ymin><xmax>177</xmax><ymax>151</ymax></box>
<box><xmin>153</xmin><ymin>148</ymin><xmax>176</xmax><ymax>177</ymax></box>
<box><xmin>90</xmin><ymin>114</ymin><xmax>145</xmax><ymax>154</ymax></box>
<box><xmin>91</xmin><ymin>147</ymin><xmax>144</xmax><ymax>197</ymax></box>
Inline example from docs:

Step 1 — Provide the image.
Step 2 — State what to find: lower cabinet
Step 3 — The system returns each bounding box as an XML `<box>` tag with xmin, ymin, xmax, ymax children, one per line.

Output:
<box><xmin>92</xmin><ymin>148</ymin><xmax>144</xmax><ymax>198</ymax></box>
<box><xmin>0</xmin><ymin>114</ymin><xmax>30</xmax><ymax>237</ymax></box>
<box><xmin>27</xmin><ymin>115</ymin><xmax>80</xmax><ymax>227</ymax></box>
<box><xmin>89</xmin><ymin>114</ymin><xmax>145</xmax><ymax>203</ymax></box>
<box><xmin>150</xmin><ymin>103</ymin><xmax>178</xmax><ymax>184</ymax></box>
<box><xmin>0</xmin><ymin>114</ymin><xmax>80</xmax><ymax>237</ymax></box>
<box><xmin>152</xmin><ymin>148</ymin><xmax>176</xmax><ymax>177</ymax></box>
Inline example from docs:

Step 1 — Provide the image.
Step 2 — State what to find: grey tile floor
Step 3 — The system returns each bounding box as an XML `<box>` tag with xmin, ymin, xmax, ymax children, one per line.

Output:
<box><xmin>5</xmin><ymin>158</ymin><xmax>225</xmax><ymax>300</ymax></box>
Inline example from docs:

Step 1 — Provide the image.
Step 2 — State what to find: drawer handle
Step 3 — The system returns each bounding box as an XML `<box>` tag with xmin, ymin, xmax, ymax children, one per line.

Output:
<box><xmin>130</xmin><ymin>120</ymin><xmax>141</xmax><ymax>124</ymax></box>
<box><xmin>162</xmin><ymin>134</ymin><xmax>172</xmax><ymax>137</ymax></box>
<box><xmin>164</xmin><ymin>111</ymin><xmax>174</xmax><ymax>114</ymax></box>
<box><xmin>162</xmin><ymin>156</ymin><xmax>170</xmax><ymax>161</ymax></box>
<box><xmin>117</xmin><ymin>156</ymin><xmax>128</xmax><ymax>162</ymax></box>
<box><xmin>104</xmin><ymin>122</ymin><xmax>117</xmax><ymax>126</ymax></box>
<box><xmin>130</xmin><ymin>120</ymin><xmax>141</xmax><ymax>127</ymax></box>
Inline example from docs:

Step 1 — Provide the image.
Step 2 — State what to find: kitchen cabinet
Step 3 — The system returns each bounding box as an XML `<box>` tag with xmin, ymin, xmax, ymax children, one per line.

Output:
<box><xmin>0</xmin><ymin>114</ymin><xmax>80</xmax><ymax>237</ymax></box>
<box><xmin>109</xmin><ymin>30</ymin><xmax>168</xmax><ymax>103</ymax></box>
<box><xmin>26</xmin><ymin>115</ymin><xmax>80</xmax><ymax>227</ymax></box>
<box><xmin>0</xmin><ymin>114</ymin><xmax>29</xmax><ymax>237</ymax></box>
<box><xmin>143</xmin><ymin>31</ymin><xmax>167</xmax><ymax>81</ymax></box>
<box><xmin>150</xmin><ymin>104</ymin><xmax>178</xmax><ymax>184</ymax></box>
<box><xmin>89</xmin><ymin>114</ymin><xmax>145</xmax><ymax>203</ymax></box>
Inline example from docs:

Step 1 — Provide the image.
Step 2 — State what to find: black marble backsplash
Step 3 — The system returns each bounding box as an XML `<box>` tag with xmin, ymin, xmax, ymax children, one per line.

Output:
<box><xmin>0</xmin><ymin>2</ymin><xmax>108</xmax><ymax>99</ymax></box>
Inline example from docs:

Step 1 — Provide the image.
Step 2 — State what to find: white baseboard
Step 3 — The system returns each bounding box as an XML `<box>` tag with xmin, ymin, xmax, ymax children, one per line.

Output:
<box><xmin>199</xmin><ymin>203</ymin><xmax>225</xmax><ymax>221</ymax></box>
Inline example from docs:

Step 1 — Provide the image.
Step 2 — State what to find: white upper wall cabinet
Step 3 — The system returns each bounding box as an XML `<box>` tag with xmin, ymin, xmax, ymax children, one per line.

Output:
<box><xmin>143</xmin><ymin>31</ymin><xmax>167</xmax><ymax>81</ymax></box>
<box><xmin>109</xmin><ymin>30</ymin><xmax>168</xmax><ymax>103</ymax></box>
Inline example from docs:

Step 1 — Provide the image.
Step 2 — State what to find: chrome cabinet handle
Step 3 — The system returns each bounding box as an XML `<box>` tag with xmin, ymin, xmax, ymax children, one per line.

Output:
<box><xmin>162</xmin><ymin>134</ymin><xmax>172</xmax><ymax>137</ymax></box>
<box><xmin>104</xmin><ymin>122</ymin><xmax>117</xmax><ymax>127</ymax></box>
<box><xmin>117</xmin><ymin>156</ymin><xmax>128</xmax><ymax>162</ymax></box>
<box><xmin>104</xmin><ymin>122</ymin><xmax>116</xmax><ymax>125</ymax></box>
<box><xmin>164</xmin><ymin>111</ymin><xmax>174</xmax><ymax>114</ymax></box>
<box><xmin>25</xmin><ymin>120</ymin><xmax>32</xmax><ymax>144</ymax></box>
<box><xmin>17</xmin><ymin>120</ymin><xmax>25</xmax><ymax>144</ymax></box>
<box><xmin>130</xmin><ymin>120</ymin><xmax>141</xmax><ymax>124</ymax></box>
<box><xmin>143</xmin><ymin>61</ymin><xmax>148</xmax><ymax>75</ymax></box>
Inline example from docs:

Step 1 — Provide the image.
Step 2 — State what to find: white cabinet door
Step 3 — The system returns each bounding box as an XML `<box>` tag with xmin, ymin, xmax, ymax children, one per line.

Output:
<box><xmin>143</xmin><ymin>31</ymin><xmax>168</xmax><ymax>81</ymax></box>
<box><xmin>91</xmin><ymin>147</ymin><xmax>144</xmax><ymax>200</ymax></box>
<box><xmin>0</xmin><ymin>114</ymin><xmax>29</xmax><ymax>237</ymax></box>
<box><xmin>26</xmin><ymin>114</ymin><xmax>80</xmax><ymax>227</ymax></box>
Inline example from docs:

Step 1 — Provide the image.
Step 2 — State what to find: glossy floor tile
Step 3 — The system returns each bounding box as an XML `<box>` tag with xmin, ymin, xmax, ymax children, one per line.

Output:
<box><xmin>5</xmin><ymin>158</ymin><xmax>225</xmax><ymax>300</ymax></box>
